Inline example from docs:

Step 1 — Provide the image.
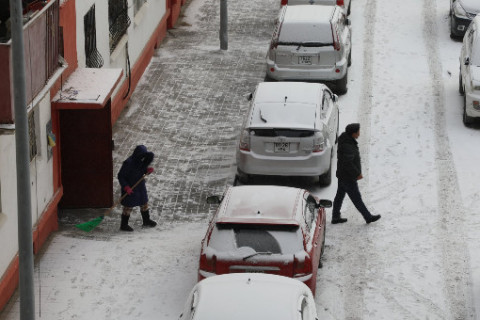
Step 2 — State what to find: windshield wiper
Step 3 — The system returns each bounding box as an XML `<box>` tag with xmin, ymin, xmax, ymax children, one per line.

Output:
<box><xmin>243</xmin><ymin>251</ymin><xmax>273</xmax><ymax>260</ymax></box>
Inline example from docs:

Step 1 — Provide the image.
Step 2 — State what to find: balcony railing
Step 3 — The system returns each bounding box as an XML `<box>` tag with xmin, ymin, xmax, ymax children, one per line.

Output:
<box><xmin>0</xmin><ymin>0</ymin><xmax>60</xmax><ymax>124</ymax></box>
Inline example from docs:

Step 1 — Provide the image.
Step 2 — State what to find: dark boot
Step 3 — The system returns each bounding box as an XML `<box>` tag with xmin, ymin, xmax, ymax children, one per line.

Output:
<box><xmin>120</xmin><ymin>214</ymin><xmax>133</xmax><ymax>231</ymax></box>
<box><xmin>141</xmin><ymin>210</ymin><xmax>157</xmax><ymax>227</ymax></box>
<box><xmin>366</xmin><ymin>214</ymin><xmax>381</xmax><ymax>224</ymax></box>
<box><xmin>332</xmin><ymin>217</ymin><xmax>348</xmax><ymax>224</ymax></box>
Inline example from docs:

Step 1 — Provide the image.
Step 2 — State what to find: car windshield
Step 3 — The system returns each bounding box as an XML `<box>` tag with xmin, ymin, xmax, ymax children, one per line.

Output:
<box><xmin>208</xmin><ymin>224</ymin><xmax>304</xmax><ymax>255</ymax></box>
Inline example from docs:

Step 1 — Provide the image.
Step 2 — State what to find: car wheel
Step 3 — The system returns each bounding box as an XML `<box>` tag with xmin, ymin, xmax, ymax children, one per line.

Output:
<box><xmin>335</xmin><ymin>72</ymin><xmax>348</xmax><ymax>95</ymax></box>
<box><xmin>347</xmin><ymin>2</ymin><xmax>351</xmax><ymax>15</ymax></box>
<box><xmin>237</xmin><ymin>172</ymin><xmax>250</xmax><ymax>184</ymax></box>
<box><xmin>348</xmin><ymin>49</ymin><xmax>352</xmax><ymax>67</ymax></box>
<box><xmin>318</xmin><ymin>157</ymin><xmax>332</xmax><ymax>186</ymax></box>
<box><xmin>459</xmin><ymin>69</ymin><xmax>465</xmax><ymax>95</ymax></box>
<box><xmin>463</xmin><ymin>96</ymin><xmax>474</xmax><ymax>126</ymax></box>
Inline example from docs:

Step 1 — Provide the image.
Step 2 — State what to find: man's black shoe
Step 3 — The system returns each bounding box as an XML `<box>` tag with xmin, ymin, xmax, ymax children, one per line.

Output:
<box><xmin>331</xmin><ymin>217</ymin><xmax>348</xmax><ymax>224</ymax></box>
<box><xmin>366</xmin><ymin>214</ymin><xmax>381</xmax><ymax>224</ymax></box>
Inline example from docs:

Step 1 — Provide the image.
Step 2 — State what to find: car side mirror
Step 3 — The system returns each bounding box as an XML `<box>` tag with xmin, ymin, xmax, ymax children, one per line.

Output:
<box><xmin>318</xmin><ymin>199</ymin><xmax>332</xmax><ymax>208</ymax></box>
<box><xmin>464</xmin><ymin>57</ymin><xmax>470</xmax><ymax>65</ymax></box>
<box><xmin>206</xmin><ymin>195</ymin><xmax>222</xmax><ymax>204</ymax></box>
<box><xmin>332</xmin><ymin>94</ymin><xmax>339</xmax><ymax>102</ymax></box>
<box><xmin>247</xmin><ymin>93</ymin><xmax>253</xmax><ymax>101</ymax></box>
<box><xmin>345</xmin><ymin>18</ymin><xmax>351</xmax><ymax>26</ymax></box>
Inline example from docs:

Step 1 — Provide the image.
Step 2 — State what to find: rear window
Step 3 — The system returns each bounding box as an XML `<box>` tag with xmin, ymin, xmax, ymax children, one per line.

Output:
<box><xmin>209</xmin><ymin>224</ymin><xmax>304</xmax><ymax>254</ymax></box>
<box><xmin>251</xmin><ymin>129</ymin><xmax>314</xmax><ymax>137</ymax></box>
<box><xmin>279</xmin><ymin>23</ymin><xmax>333</xmax><ymax>44</ymax></box>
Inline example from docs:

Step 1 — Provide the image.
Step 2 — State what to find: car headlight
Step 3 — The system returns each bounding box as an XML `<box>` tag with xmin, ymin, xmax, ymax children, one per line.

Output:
<box><xmin>453</xmin><ymin>2</ymin><xmax>468</xmax><ymax>19</ymax></box>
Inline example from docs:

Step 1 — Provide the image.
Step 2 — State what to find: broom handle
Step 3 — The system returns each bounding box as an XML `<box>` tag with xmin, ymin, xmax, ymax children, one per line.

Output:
<box><xmin>104</xmin><ymin>173</ymin><xmax>149</xmax><ymax>217</ymax></box>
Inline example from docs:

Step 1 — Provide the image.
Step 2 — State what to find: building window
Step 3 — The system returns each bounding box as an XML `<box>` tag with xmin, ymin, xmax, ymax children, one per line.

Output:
<box><xmin>108</xmin><ymin>0</ymin><xmax>130</xmax><ymax>53</ymax></box>
<box><xmin>84</xmin><ymin>5</ymin><xmax>104</xmax><ymax>68</ymax></box>
<box><xmin>134</xmin><ymin>0</ymin><xmax>147</xmax><ymax>15</ymax></box>
<box><xmin>28</xmin><ymin>110</ymin><xmax>37</xmax><ymax>162</ymax></box>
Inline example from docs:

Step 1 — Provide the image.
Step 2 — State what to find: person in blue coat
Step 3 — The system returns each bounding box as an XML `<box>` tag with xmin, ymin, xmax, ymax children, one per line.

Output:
<box><xmin>118</xmin><ymin>145</ymin><xmax>157</xmax><ymax>231</ymax></box>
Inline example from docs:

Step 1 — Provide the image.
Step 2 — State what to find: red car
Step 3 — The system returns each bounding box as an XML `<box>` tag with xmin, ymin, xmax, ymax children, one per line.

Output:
<box><xmin>198</xmin><ymin>185</ymin><xmax>332</xmax><ymax>295</ymax></box>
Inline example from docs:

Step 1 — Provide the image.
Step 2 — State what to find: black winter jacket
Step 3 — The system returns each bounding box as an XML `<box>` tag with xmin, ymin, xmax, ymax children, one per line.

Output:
<box><xmin>336</xmin><ymin>132</ymin><xmax>361</xmax><ymax>182</ymax></box>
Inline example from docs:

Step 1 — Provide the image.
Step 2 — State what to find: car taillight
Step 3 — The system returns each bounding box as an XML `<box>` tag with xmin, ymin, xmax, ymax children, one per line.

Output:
<box><xmin>200</xmin><ymin>253</ymin><xmax>217</xmax><ymax>273</ymax></box>
<box><xmin>313</xmin><ymin>133</ymin><xmax>325</xmax><ymax>153</ymax></box>
<box><xmin>336</xmin><ymin>0</ymin><xmax>344</xmax><ymax>6</ymax></box>
<box><xmin>293</xmin><ymin>252</ymin><xmax>312</xmax><ymax>278</ymax></box>
<box><xmin>239</xmin><ymin>129</ymin><xmax>251</xmax><ymax>151</ymax></box>
<box><xmin>331</xmin><ymin>24</ymin><xmax>341</xmax><ymax>51</ymax></box>
<box><xmin>281</xmin><ymin>0</ymin><xmax>288</xmax><ymax>5</ymax></box>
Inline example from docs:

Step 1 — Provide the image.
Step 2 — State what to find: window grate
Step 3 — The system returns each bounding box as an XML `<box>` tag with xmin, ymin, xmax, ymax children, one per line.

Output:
<box><xmin>28</xmin><ymin>111</ymin><xmax>37</xmax><ymax>162</ymax></box>
<box><xmin>109</xmin><ymin>0</ymin><xmax>130</xmax><ymax>53</ymax></box>
<box><xmin>84</xmin><ymin>5</ymin><xmax>104</xmax><ymax>68</ymax></box>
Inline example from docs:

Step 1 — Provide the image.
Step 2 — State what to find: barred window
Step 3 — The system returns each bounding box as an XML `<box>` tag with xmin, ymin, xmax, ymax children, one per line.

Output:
<box><xmin>108</xmin><ymin>0</ymin><xmax>130</xmax><ymax>53</ymax></box>
<box><xmin>134</xmin><ymin>0</ymin><xmax>147</xmax><ymax>15</ymax></box>
<box><xmin>28</xmin><ymin>111</ymin><xmax>37</xmax><ymax>162</ymax></box>
<box><xmin>84</xmin><ymin>5</ymin><xmax>104</xmax><ymax>68</ymax></box>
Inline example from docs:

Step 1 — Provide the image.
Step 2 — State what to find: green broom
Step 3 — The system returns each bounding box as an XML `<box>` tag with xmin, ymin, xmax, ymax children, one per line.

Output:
<box><xmin>75</xmin><ymin>174</ymin><xmax>148</xmax><ymax>232</ymax></box>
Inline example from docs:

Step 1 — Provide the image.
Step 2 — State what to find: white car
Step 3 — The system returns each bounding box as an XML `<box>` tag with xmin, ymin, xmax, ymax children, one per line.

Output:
<box><xmin>450</xmin><ymin>0</ymin><xmax>480</xmax><ymax>38</ymax></box>
<box><xmin>459</xmin><ymin>14</ymin><xmax>480</xmax><ymax>125</ymax></box>
<box><xmin>236</xmin><ymin>82</ymin><xmax>339</xmax><ymax>185</ymax></box>
<box><xmin>282</xmin><ymin>0</ymin><xmax>351</xmax><ymax>16</ymax></box>
<box><xmin>266</xmin><ymin>5</ymin><xmax>352</xmax><ymax>94</ymax></box>
<box><xmin>179</xmin><ymin>273</ymin><xmax>319</xmax><ymax>320</ymax></box>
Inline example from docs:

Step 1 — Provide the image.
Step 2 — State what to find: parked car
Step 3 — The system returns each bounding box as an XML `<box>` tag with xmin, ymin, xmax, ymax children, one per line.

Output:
<box><xmin>459</xmin><ymin>15</ymin><xmax>480</xmax><ymax>125</ymax></box>
<box><xmin>198</xmin><ymin>185</ymin><xmax>332</xmax><ymax>295</ymax></box>
<box><xmin>236</xmin><ymin>82</ymin><xmax>339</xmax><ymax>186</ymax></box>
<box><xmin>450</xmin><ymin>0</ymin><xmax>480</xmax><ymax>38</ymax></box>
<box><xmin>265</xmin><ymin>5</ymin><xmax>352</xmax><ymax>94</ymax></box>
<box><xmin>179</xmin><ymin>273</ymin><xmax>319</xmax><ymax>320</ymax></box>
<box><xmin>282</xmin><ymin>0</ymin><xmax>351</xmax><ymax>16</ymax></box>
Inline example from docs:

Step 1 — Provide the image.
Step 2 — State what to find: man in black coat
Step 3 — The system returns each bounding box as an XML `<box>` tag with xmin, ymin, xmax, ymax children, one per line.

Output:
<box><xmin>331</xmin><ymin>123</ymin><xmax>381</xmax><ymax>224</ymax></box>
<box><xmin>118</xmin><ymin>145</ymin><xmax>157</xmax><ymax>231</ymax></box>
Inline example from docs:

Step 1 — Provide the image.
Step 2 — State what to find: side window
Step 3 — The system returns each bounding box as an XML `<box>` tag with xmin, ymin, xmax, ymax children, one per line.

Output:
<box><xmin>304</xmin><ymin>194</ymin><xmax>317</xmax><ymax>230</ymax></box>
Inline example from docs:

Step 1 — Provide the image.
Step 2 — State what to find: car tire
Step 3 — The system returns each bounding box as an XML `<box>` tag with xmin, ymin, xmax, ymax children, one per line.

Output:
<box><xmin>463</xmin><ymin>96</ymin><xmax>474</xmax><ymax>126</ymax></box>
<box><xmin>459</xmin><ymin>69</ymin><xmax>465</xmax><ymax>95</ymax></box>
<box><xmin>237</xmin><ymin>172</ymin><xmax>250</xmax><ymax>184</ymax></box>
<box><xmin>335</xmin><ymin>72</ymin><xmax>348</xmax><ymax>95</ymax></box>
<box><xmin>348</xmin><ymin>49</ymin><xmax>352</xmax><ymax>67</ymax></box>
<box><xmin>318</xmin><ymin>158</ymin><xmax>332</xmax><ymax>186</ymax></box>
<box><xmin>347</xmin><ymin>2</ymin><xmax>351</xmax><ymax>15</ymax></box>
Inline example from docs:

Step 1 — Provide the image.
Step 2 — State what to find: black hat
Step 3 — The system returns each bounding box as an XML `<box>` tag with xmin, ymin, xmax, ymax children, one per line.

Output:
<box><xmin>345</xmin><ymin>123</ymin><xmax>360</xmax><ymax>135</ymax></box>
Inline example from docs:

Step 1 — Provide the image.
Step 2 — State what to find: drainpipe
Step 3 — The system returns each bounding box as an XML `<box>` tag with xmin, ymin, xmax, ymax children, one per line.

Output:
<box><xmin>9</xmin><ymin>0</ymin><xmax>35</xmax><ymax>319</ymax></box>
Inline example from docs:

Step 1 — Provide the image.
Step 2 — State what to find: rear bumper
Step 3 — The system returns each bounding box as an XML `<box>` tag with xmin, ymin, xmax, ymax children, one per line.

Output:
<box><xmin>237</xmin><ymin>147</ymin><xmax>332</xmax><ymax>177</ymax></box>
<box><xmin>266</xmin><ymin>58</ymin><xmax>348</xmax><ymax>81</ymax></box>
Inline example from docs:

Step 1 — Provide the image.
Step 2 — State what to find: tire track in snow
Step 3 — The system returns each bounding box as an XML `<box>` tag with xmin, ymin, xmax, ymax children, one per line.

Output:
<box><xmin>338</xmin><ymin>0</ymin><xmax>377</xmax><ymax>318</ymax></box>
<box><xmin>422</xmin><ymin>0</ymin><xmax>475</xmax><ymax>318</ymax></box>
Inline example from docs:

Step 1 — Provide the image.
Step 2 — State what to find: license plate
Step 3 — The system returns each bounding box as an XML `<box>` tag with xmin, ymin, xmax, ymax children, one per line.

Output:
<box><xmin>298</xmin><ymin>56</ymin><xmax>312</xmax><ymax>65</ymax></box>
<box><xmin>274</xmin><ymin>142</ymin><xmax>290</xmax><ymax>153</ymax></box>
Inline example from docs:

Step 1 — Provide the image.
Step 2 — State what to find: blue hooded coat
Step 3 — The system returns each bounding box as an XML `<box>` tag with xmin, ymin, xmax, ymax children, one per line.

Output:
<box><xmin>118</xmin><ymin>145</ymin><xmax>154</xmax><ymax>207</ymax></box>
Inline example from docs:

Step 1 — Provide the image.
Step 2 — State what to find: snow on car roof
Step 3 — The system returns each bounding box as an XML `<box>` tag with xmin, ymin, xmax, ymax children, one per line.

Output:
<box><xmin>192</xmin><ymin>273</ymin><xmax>307</xmax><ymax>320</ymax></box>
<box><xmin>216</xmin><ymin>186</ymin><xmax>303</xmax><ymax>225</ymax></box>
<box><xmin>248</xmin><ymin>82</ymin><xmax>321</xmax><ymax>129</ymax></box>
<box><xmin>279</xmin><ymin>5</ymin><xmax>335</xmax><ymax>43</ymax></box>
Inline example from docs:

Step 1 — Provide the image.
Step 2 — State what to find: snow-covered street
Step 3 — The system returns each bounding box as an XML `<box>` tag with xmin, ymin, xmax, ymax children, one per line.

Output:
<box><xmin>1</xmin><ymin>0</ymin><xmax>480</xmax><ymax>318</ymax></box>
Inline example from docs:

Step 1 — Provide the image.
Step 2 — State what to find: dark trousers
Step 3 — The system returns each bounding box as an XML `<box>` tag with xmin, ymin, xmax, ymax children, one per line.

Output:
<box><xmin>332</xmin><ymin>179</ymin><xmax>372</xmax><ymax>221</ymax></box>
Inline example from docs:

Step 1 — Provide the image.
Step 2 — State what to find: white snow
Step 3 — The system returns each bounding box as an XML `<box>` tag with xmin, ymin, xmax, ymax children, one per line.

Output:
<box><xmin>2</xmin><ymin>0</ymin><xmax>480</xmax><ymax>319</ymax></box>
